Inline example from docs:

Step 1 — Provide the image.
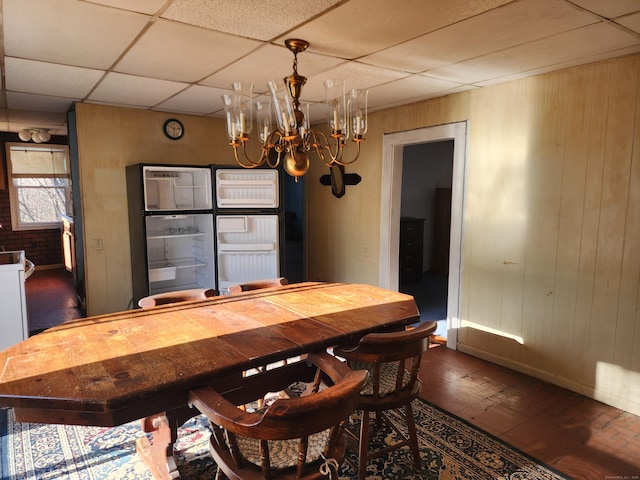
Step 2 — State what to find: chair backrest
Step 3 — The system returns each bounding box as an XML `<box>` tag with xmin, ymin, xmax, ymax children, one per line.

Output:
<box><xmin>189</xmin><ymin>352</ymin><xmax>368</xmax><ymax>478</ymax></box>
<box><xmin>228</xmin><ymin>277</ymin><xmax>288</xmax><ymax>294</ymax></box>
<box><xmin>334</xmin><ymin>321</ymin><xmax>437</xmax><ymax>400</ymax></box>
<box><xmin>137</xmin><ymin>288</ymin><xmax>217</xmax><ymax>309</ymax></box>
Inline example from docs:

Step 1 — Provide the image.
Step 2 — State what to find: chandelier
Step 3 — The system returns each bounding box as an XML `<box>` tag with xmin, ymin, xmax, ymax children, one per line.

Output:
<box><xmin>222</xmin><ymin>39</ymin><xmax>368</xmax><ymax>180</ymax></box>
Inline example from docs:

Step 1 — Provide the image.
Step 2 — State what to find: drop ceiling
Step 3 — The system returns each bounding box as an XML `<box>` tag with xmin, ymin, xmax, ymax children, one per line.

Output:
<box><xmin>1</xmin><ymin>0</ymin><xmax>639</xmax><ymax>136</ymax></box>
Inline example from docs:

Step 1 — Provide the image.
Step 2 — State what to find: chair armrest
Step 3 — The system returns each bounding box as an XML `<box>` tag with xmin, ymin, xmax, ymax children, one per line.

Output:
<box><xmin>189</xmin><ymin>386</ymin><xmax>263</xmax><ymax>432</ymax></box>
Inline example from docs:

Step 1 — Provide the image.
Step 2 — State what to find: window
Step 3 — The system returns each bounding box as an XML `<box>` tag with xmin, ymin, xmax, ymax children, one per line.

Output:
<box><xmin>6</xmin><ymin>144</ymin><xmax>72</xmax><ymax>231</ymax></box>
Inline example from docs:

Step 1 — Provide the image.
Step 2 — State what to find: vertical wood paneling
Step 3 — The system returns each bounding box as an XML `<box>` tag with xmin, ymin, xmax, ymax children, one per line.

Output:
<box><xmin>375</xmin><ymin>53</ymin><xmax>640</xmax><ymax>414</ymax></box>
<box><xmin>586</xmin><ymin>58</ymin><xmax>637</xmax><ymax>384</ymax></box>
<box><xmin>549</xmin><ymin>65</ymin><xmax>592</xmax><ymax>377</ymax></box>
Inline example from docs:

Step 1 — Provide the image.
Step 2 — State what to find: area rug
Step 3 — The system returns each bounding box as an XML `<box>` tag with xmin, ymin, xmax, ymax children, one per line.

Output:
<box><xmin>0</xmin><ymin>398</ymin><xmax>571</xmax><ymax>480</ymax></box>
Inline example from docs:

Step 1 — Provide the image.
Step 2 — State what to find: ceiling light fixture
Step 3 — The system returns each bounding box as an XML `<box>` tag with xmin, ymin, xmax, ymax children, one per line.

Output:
<box><xmin>18</xmin><ymin>128</ymin><xmax>51</xmax><ymax>143</ymax></box>
<box><xmin>222</xmin><ymin>39</ymin><xmax>368</xmax><ymax>180</ymax></box>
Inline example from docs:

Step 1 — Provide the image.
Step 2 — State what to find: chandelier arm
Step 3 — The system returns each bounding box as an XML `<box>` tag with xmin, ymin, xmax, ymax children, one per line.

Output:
<box><xmin>263</xmin><ymin>130</ymin><xmax>285</xmax><ymax>168</ymax></box>
<box><xmin>333</xmin><ymin>141</ymin><xmax>361</xmax><ymax>166</ymax></box>
<box><xmin>231</xmin><ymin>143</ymin><xmax>264</xmax><ymax>169</ymax></box>
<box><xmin>308</xmin><ymin>129</ymin><xmax>338</xmax><ymax>166</ymax></box>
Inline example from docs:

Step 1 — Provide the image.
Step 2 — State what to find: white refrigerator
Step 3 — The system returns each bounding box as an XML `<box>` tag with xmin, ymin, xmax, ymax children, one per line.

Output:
<box><xmin>213</xmin><ymin>167</ymin><xmax>283</xmax><ymax>294</ymax></box>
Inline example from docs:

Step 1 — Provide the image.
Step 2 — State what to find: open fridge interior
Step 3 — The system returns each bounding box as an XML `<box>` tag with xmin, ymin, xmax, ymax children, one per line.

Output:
<box><xmin>144</xmin><ymin>166</ymin><xmax>212</xmax><ymax>211</ymax></box>
<box><xmin>216</xmin><ymin>214</ymin><xmax>280</xmax><ymax>294</ymax></box>
<box><xmin>145</xmin><ymin>213</ymin><xmax>215</xmax><ymax>295</ymax></box>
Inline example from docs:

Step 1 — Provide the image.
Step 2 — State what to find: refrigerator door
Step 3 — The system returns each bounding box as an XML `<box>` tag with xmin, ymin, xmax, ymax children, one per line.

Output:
<box><xmin>145</xmin><ymin>213</ymin><xmax>215</xmax><ymax>296</ymax></box>
<box><xmin>215</xmin><ymin>169</ymin><xmax>279</xmax><ymax>210</ymax></box>
<box><xmin>216</xmin><ymin>214</ymin><xmax>280</xmax><ymax>294</ymax></box>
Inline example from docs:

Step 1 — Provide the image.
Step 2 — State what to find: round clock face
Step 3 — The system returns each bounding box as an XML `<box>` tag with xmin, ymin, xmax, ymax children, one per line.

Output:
<box><xmin>163</xmin><ymin>119</ymin><xmax>184</xmax><ymax>140</ymax></box>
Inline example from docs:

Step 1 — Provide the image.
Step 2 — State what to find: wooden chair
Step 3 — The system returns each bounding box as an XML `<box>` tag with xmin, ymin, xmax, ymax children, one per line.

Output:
<box><xmin>137</xmin><ymin>288</ymin><xmax>218</xmax><ymax>309</ymax></box>
<box><xmin>189</xmin><ymin>352</ymin><xmax>368</xmax><ymax>480</ymax></box>
<box><xmin>333</xmin><ymin>321</ymin><xmax>437</xmax><ymax>479</ymax></box>
<box><xmin>228</xmin><ymin>277</ymin><xmax>288</xmax><ymax>294</ymax></box>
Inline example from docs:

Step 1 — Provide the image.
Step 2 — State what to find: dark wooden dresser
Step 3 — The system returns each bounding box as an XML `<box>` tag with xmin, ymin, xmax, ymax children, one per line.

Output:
<box><xmin>399</xmin><ymin>217</ymin><xmax>425</xmax><ymax>283</ymax></box>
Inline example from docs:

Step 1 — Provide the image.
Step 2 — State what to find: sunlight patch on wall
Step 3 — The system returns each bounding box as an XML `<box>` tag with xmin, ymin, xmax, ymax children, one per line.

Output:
<box><xmin>461</xmin><ymin>320</ymin><xmax>524</xmax><ymax>344</ymax></box>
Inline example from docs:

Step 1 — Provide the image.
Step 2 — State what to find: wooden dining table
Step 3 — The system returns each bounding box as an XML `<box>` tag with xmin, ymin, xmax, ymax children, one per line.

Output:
<box><xmin>0</xmin><ymin>282</ymin><xmax>420</xmax><ymax>479</ymax></box>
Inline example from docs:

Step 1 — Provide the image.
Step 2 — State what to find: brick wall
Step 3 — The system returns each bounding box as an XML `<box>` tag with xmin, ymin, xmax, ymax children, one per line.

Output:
<box><xmin>0</xmin><ymin>132</ymin><xmax>68</xmax><ymax>267</ymax></box>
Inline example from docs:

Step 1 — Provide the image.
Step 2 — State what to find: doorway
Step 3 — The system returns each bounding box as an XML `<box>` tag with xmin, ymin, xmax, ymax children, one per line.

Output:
<box><xmin>399</xmin><ymin>140</ymin><xmax>453</xmax><ymax>340</ymax></box>
<box><xmin>379</xmin><ymin>122</ymin><xmax>467</xmax><ymax>349</ymax></box>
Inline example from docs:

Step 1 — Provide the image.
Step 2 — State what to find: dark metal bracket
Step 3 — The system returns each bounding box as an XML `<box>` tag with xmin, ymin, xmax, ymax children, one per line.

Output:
<box><xmin>319</xmin><ymin>164</ymin><xmax>361</xmax><ymax>198</ymax></box>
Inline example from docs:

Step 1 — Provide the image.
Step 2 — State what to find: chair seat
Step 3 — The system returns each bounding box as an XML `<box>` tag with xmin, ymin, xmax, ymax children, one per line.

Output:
<box><xmin>350</xmin><ymin>361</ymin><xmax>411</xmax><ymax>396</ymax></box>
<box><xmin>236</xmin><ymin>429</ymin><xmax>330</xmax><ymax>469</ymax></box>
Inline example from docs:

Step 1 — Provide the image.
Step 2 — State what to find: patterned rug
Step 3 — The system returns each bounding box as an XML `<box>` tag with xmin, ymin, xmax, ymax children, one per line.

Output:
<box><xmin>0</xmin><ymin>398</ymin><xmax>570</xmax><ymax>480</ymax></box>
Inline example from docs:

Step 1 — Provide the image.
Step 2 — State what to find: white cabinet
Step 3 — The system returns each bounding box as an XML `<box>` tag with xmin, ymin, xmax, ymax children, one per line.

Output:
<box><xmin>0</xmin><ymin>251</ymin><xmax>29</xmax><ymax>350</ymax></box>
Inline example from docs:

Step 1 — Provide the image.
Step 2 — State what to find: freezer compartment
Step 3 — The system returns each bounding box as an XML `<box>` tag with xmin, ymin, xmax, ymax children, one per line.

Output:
<box><xmin>146</xmin><ymin>213</ymin><xmax>215</xmax><ymax>295</ymax></box>
<box><xmin>216</xmin><ymin>214</ymin><xmax>280</xmax><ymax>294</ymax></box>
<box><xmin>215</xmin><ymin>169</ymin><xmax>279</xmax><ymax>209</ymax></box>
<box><xmin>143</xmin><ymin>165</ymin><xmax>212</xmax><ymax>211</ymax></box>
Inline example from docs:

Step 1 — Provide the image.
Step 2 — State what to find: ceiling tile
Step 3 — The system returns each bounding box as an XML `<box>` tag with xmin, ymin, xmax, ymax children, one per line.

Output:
<box><xmin>4</xmin><ymin>58</ymin><xmax>105</xmax><ymax>98</ymax></box>
<box><xmin>426</xmin><ymin>23</ymin><xmax>640</xmax><ymax>84</ymax></box>
<box><xmin>114</xmin><ymin>19</ymin><xmax>261</xmax><ymax>82</ymax></box>
<box><xmin>6</xmin><ymin>92</ymin><xmax>76</xmax><ymax>113</ymax></box>
<box><xmin>1</xmin><ymin>0</ymin><xmax>639</xmax><ymax>135</ymax></box>
<box><xmin>86</xmin><ymin>0</ymin><xmax>166</xmax><ymax>15</ymax></box>
<box><xmin>361</xmin><ymin>0</ymin><xmax>599</xmax><ymax>73</ymax></box>
<box><xmin>476</xmin><ymin>45</ymin><xmax>640</xmax><ymax>86</ymax></box>
<box><xmin>153</xmin><ymin>85</ymin><xmax>227</xmax><ymax>114</ymax></box>
<box><xmin>161</xmin><ymin>0</ymin><xmax>343</xmax><ymax>41</ymax></box>
<box><xmin>303</xmin><ymin>63</ymin><xmax>409</xmax><ymax>102</ymax></box>
<box><xmin>568</xmin><ymin>0</ymin><xmax>640</xmax><ymax>19</ymax></box>
<box><xmin>87</xmin><ymin>72</ymin><xmax>188</xmax><ymax>107</ymax></box>
<box><xmin>367</xmin><ymin>75</ymin><xmax>470</xmax><ymax>110</ymax></box>
<box><xmin>3</xmin><ymin>0</ymin><xmax>150</xmax><ymax>69</ymax></box>
<box><xmin>281</xmin><ymin>0</ymin><xmax>514</xmax><ymax>59</ymax></box>
<box><xmin>200</xmin><ymin>44</ymin><xmax>345</xmax><ymax>94</ymax></box>
<box><xmin>617</xmin><ymin>12</ymin><xmax>640</xmax><ymax>33</ymax></box>
<box><xmin>7</xmin><ymin>110</ymin><xmax>68</xmax><ymax>133</ymax></box>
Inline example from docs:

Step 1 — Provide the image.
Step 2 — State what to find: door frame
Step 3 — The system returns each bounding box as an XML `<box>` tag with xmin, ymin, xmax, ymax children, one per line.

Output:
<box><xmin>379</xmin><ymin>121</ymin><xmax>468</xmax><ymax>349</ymax></box>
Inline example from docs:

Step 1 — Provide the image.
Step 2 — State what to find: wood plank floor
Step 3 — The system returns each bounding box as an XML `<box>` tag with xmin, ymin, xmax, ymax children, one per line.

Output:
<box><xmin>420</xmin><ymin>345</ymin><xmax>640</xmax><ymax>479</ymax></box>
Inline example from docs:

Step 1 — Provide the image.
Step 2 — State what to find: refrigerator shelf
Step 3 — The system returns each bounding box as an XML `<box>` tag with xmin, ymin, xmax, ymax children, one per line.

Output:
<box><xmin>217</xmin><ymin>198</ymin><xmax>277</xmax><ymax>207</ymax></box>
<box><xmin>216</xmin><ymin>179</ymin><xmax>275</xmax><ymax>186</ymax></box>
<box><xmin>148</xmin><ymin>264</ymin><xmax>177</xmax><ymax>282</ymax></box>
<box><xmin>147</xmin><ymin>231</ymin><xmax>206</xmax><ymax>240</ymax></box>
<box><xmin>168</xmin><ymin>258</ymin><xmax>208</xmax><ymax>268</ymax></box>
<box><xmin>148</xmin><ymin>258</ymin><xmax>207</xmax><ymax>283</ymax></box>
<box><xmin>218</xmin><ymin>243</ymin><xmax>275</xmax><ymax>252</ymax></box>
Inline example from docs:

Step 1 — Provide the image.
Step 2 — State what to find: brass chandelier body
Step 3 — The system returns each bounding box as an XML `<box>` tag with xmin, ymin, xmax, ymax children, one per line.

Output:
<box><xmin>223</xmin><ymin>39</ymin><xmax>368</xmax><ymax>180</ymax></box>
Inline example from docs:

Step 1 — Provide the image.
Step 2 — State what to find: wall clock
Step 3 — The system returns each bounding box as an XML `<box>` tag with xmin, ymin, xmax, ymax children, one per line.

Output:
<box><xmin>163</xmin><ymin>118</ymin><xmax>184</xmax><ymax>140</ymax></box>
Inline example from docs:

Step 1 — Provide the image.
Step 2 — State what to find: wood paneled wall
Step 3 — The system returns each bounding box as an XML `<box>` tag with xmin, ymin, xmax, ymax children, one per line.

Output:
<box><xmin>306</xmin><ymin>53</ymin><xmax>640</xmax><ymax>414</ymax></box>
<box><xmin>74</xmin><ymin>53</ymin><xmax>640</xmax><ymax>414</ymax></box>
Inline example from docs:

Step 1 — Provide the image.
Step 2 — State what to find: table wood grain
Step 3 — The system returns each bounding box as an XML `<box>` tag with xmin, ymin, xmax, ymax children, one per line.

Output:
<box><xmin>0</xmin><ymin>282</ymin><xmax>419</xmax><ymax>427</ymax></box>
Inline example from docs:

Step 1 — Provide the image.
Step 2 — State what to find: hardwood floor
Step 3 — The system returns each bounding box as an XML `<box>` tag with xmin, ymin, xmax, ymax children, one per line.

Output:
<box><xmin>25</xmin><ymin>267</ymin><xmax>83</xmax><ymax>334</ymax></box>
<box><xmin>24</xmin><ymin>269</ymin><xmax>640</xmax><ymax>479</ymax></box>
<box><xmin>420</xmin><ymin>345</ymin><xmax>640</xmax><ymax>479</ymax></box>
